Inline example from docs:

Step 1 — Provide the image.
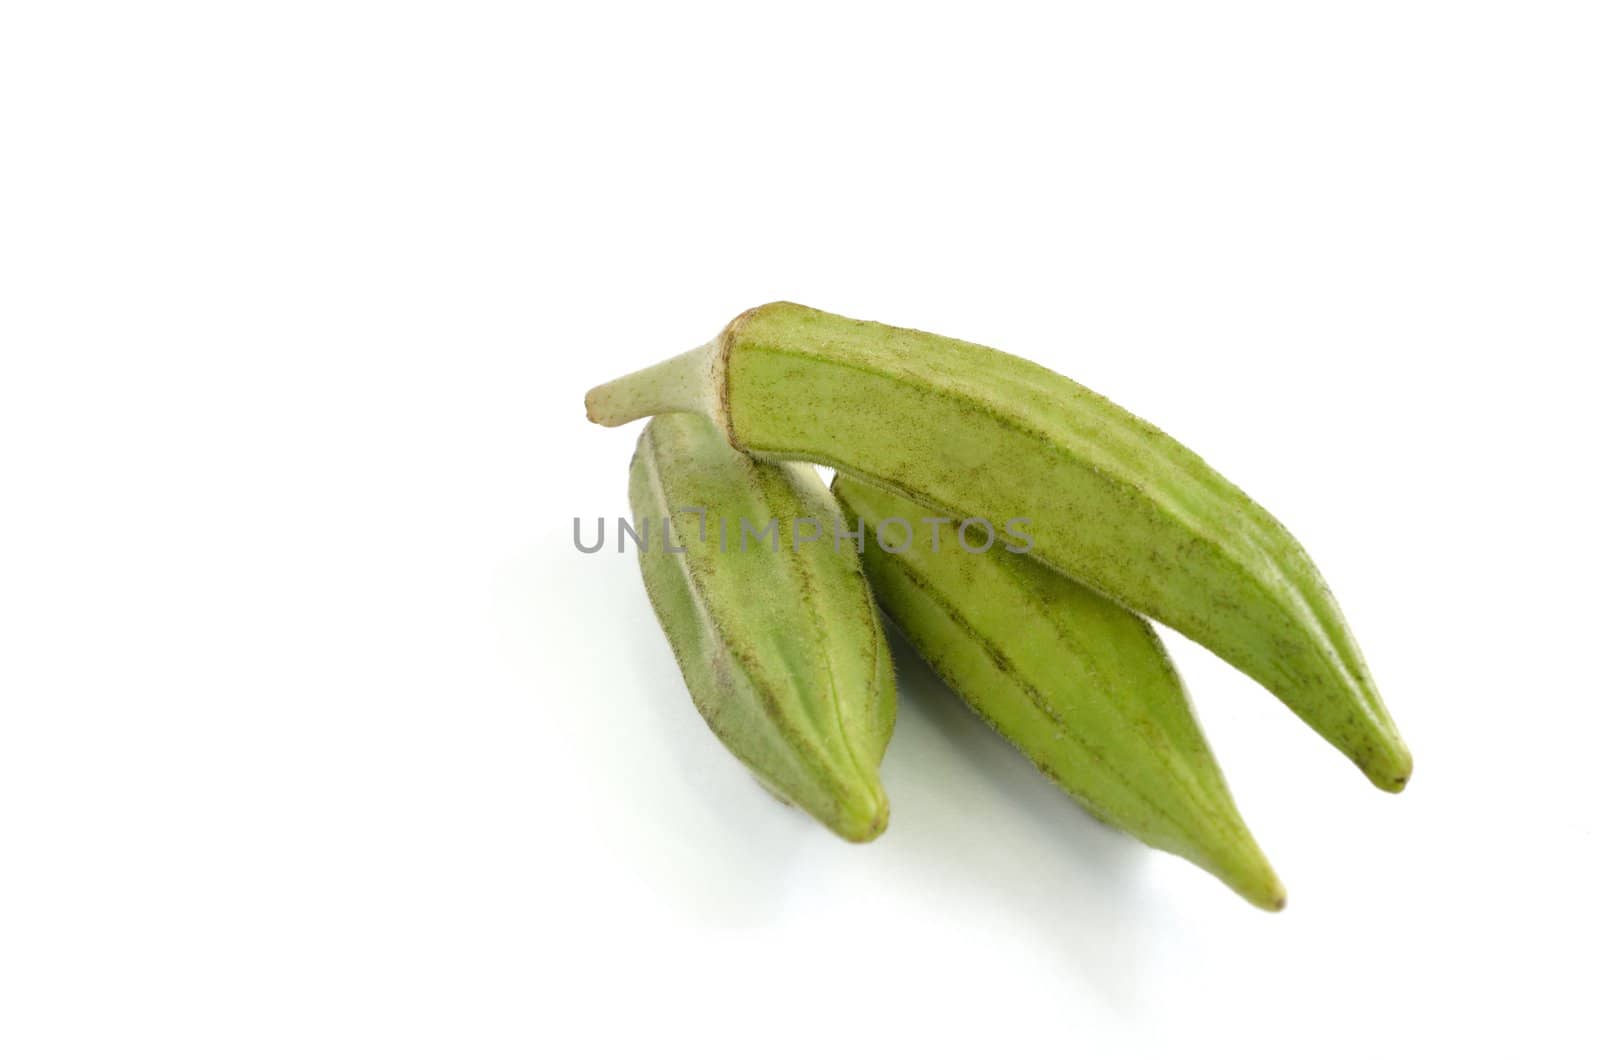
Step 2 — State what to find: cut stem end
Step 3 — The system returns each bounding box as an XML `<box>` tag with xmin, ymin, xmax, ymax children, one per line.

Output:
<box><xmin>584</xmin><ymin>343</ymin><xmax>717</xmax><ymax>427</ymax></box>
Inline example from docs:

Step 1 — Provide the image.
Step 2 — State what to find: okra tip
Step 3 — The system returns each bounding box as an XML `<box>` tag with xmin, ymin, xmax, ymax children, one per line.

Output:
<box><xmin>832</xmin><ymin>783</ymin><xmax>891</xmax><ymax>844</ymax></box>
<box><xmin>1249</xmin><ymin>860</ymin><xmax>1289</xmax><ymax>912</ymax></box>
<box><xmin>1364</xmin><ymin>742</ymin><xmax>1413</xmax><ymax>794</ymax></box>
<box><xmin>1206</xmin><ymin>826</ymin><xmax>1288</xmax><ymax>912</ymax></box>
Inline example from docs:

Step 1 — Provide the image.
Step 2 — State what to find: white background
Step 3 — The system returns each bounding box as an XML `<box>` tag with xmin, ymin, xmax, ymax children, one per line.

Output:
<box><xmin>3</xmin><ymin>2</ymin><xmax>1597</xmax><ymax>1057</ymax></box>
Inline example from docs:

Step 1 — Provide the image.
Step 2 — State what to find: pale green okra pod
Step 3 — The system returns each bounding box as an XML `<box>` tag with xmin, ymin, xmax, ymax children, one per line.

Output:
<box><xmin>588</xmin><ymin>303</ymin><xmax>1412</xmax><ymax>792</ymax></box>
<box><xmin>628</xmin><ymin>413</ymin><xmax>896</xmax><ymax>841</ymax></box>
<box><xmin>835</xmin><ymin>474</ymin><xmax>1285</xmax><ymax>910</ymax></box>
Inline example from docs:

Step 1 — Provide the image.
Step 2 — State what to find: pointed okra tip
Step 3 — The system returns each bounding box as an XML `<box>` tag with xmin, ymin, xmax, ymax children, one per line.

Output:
<box><xmin>1364</xmin><ymin>741</ymin><xmax>1414</xmax><ymax>794</ymax></box>
<box><xmin>750</xmin><ymin>764</ymin><xmax>890</xmax><ymax>844</ymax></box>
<box><xmin>1245</xmin><ymin>870</ymin><xmax>1289</xmax><ymax>914</ymax></box>
<box><xmin>1212</xmin><ymin>835</ymin><xmax>1288</xmax><ymax>913</ymax></box>
<box><xmin>830</xmin><ymin>779</ymin><xmax>891</xmax><ymax>843</ymax></box>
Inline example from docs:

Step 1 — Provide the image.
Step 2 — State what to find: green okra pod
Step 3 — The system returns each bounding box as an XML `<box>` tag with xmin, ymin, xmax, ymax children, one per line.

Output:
<box><xmin>588</xmin><ymin>303</ymin><xmax>1411</xmax><ymax>792</ymax></box>
<box><xmin>628</xmin><ymin>413</ymin><xmax>896</xmax><ymax>841</ymax></box>
<box><xmin>835</xmin><ymin>474</ymin><xmax>1285</xmax><ymax>910</ymax></box>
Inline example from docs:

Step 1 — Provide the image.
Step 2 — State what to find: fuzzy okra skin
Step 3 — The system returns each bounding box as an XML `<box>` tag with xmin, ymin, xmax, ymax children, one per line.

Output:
<box><xmin>587</xmin><ymin>302</ymin><xmax>1411</xmax><ymax>792</ymax></box>
<box><xmin>834</xmin><ymin>475</ymin><xmax>1285</xmax><ymax>910</ymax></box>
<box><xmin>628</xmin><ymin>413</ymin><xmax>896</xmax><ymax>842</ymax></box>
